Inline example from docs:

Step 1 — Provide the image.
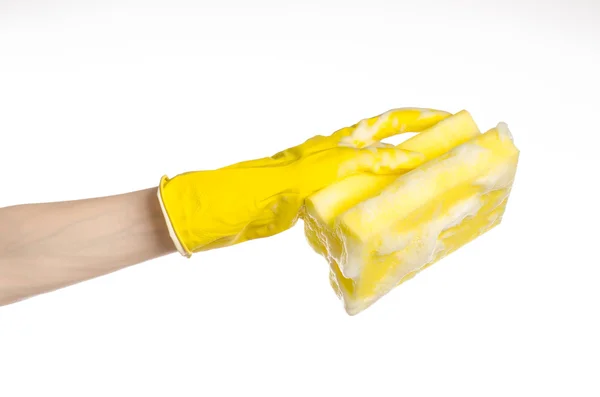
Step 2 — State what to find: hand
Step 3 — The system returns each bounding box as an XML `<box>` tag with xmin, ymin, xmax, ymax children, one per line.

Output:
<box><xmin>157</xmin><ymin>108</ymin><xmax>451</xmax><ymax>256</ymax></box>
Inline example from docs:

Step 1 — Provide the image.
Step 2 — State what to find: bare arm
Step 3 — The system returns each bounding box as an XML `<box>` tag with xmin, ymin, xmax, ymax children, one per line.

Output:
<box><xmin>0</xmin><ymin>188</ymin><xmax>176</xmax><ymax>306</ymax></box>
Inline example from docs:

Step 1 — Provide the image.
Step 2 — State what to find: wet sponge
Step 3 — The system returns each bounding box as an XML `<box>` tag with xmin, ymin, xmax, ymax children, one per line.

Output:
<box><xmin>304</xmin><ymin>113</ymin><xmax>519</xmax><ymax>315</ymax></box>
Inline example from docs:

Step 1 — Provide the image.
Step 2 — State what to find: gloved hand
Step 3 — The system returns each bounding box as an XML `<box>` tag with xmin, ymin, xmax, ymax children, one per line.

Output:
<box><xmin>157</xmin><ymin>108</ymin><xmax>451</xmax><ymax>257</ymax></box>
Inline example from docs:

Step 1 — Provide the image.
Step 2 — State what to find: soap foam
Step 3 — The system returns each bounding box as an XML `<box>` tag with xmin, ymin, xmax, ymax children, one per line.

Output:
<box><xmin>475</xmin><ymin>161</ymin><xmax>515</xmax><ymax>191</ymax></box>
<box><xmin>496</xmin><ymin>122</ymin><xmax>513</xmax><ymax>142</ymax></box>
<box><xmin>341</xmin><ymin>237</ymin><xmax>364</xmax><ymax>279</ymax></box>
<box><xmin>377</xmin><ymin>231</ymin><xmax>414</xmax><ymax>256</ymax></box>
<box><xmin>352</xmin><ymin>142</ymin><xmax>486</xmax><ymax>229</ymax></box>
<box><xmin>339</xmin><ymin>108</ymin><xmax>446</xmax><ymax>148</ymax></box>
<box><xmin>372</xmin><ymin>194</ymin><xmax>484</xmax><ymax>300</ymax></box>
<box><xmin>416</xmin><ymin>109</ymin><xmax>441</xmax><ymax>121</ymax></box>
<box><xmin>449</xmin><ymin>142</ymin><xmax>490</xmax><ymax>165</ymax></box>
<box><xmin>340</xmin><ymin>111</ymin><xmax>392</xmax><ymax>148</ymax></box>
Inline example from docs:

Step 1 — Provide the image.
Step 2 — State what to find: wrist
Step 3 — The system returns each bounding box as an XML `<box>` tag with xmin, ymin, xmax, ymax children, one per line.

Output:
<box><xmin>157</xmin><ymin>175</ymin><xmax>193</xmax><ymax>257</ymax></box>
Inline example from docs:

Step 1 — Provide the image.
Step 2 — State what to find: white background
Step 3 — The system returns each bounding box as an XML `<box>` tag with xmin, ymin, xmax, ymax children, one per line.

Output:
<box><xmin>1</xmin><ymin>1</ymin><xmax>599</xmax><ymax>396</ymax></box>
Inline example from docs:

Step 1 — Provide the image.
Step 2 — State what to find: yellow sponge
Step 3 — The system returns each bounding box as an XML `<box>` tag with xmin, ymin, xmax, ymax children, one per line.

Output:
<box><xmin>304</xmin><ymin>114</ymin><xmax>519</xmax><ymax>315</ymax></box>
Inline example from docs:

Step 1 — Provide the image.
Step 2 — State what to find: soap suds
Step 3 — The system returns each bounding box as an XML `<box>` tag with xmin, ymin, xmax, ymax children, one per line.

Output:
<box><xmin>339</xmin><ymin>108</ymin><xmax>445</xmax><ymax>149</ymax></box>
<box><xmin>449</xmin><ymin>142</ymin><xmax>490</xmax><ymax>165</ymax></box>
<box><xmin>378</xmin><ymin>194</ymin><xmax>484</xmax><ymax>258</ymax></box>
<box><xmin>340</xmin><ymin>111</ymin><xmax>392</xmax><ymax>148</ymax></box>
<box><xmin>496</xmin><ymin>122</ymin><xmax>513</xmax><ymax>142</ymax></box>
<box><xmin>475</xmin><ymin>162</ymin><xmax>515</xmax><ymax>191</ymax></box>
<box><xmin>338</xmin><ymin>185</ymin><xmax>503</xmax><ymax>315</ymax></box>
<box><xmin>339</xmin><ymin>234</ymin><xmax>364</xmax><ymax>279</ymax></box>
<box><xmin>487</xmin><ymin>211</ymin><xmax>501</xmax><ymax>224</ymax></box>
<box><xmin>439</xmin><ymin>195</ymin><xmax>484</xmax><ymax>231</ymax></box>
<box><xmin>353</xmin><ymin>192</ymin><xmax>390</xmax><ymax>226</ymax></box>
<box><xmin>336</xmin><ymin>148</ymin><xmax>415</xmax><ymax>179</ymax></box>
<box><xmin>351</xmin><ymin>143</ymin><xmax>487</xmax><ymax>227</ymax></box>
<box><xmin>371</xmin><ymin>194</ymin><xmax>484</xmax><ymax>299</ymax></box>
<box><xmin>351</xmin><ymin>168</ymin><xmax>429</xmax><ymax>226</ymax></box>
<box><xmin>377</xmin><ymin>231</ymin><xmax>414</xmax><ymax>256</ymax></box>
<box><xmin>396</xmin><ymin>168</ymin><xmax>436</xmax><ymax>197</ymax></box>
<box><xmin>415</xmin><ymin>109</ymin><xmax>441</xmax><ymax>120</ymax></box>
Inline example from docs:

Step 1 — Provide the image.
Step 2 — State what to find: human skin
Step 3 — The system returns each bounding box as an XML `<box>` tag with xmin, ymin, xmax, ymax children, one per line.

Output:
<box><xmin>0</xmin><ymin>188</ymin><xmax>176</xmax><ymax>306</ymax></box>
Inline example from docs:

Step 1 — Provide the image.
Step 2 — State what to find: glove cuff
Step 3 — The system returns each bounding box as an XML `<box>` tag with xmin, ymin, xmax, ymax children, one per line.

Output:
<box><xmin>157</xmin><ymin>176</ymin><xmax>192</xmax><ymax>258</ymax></box>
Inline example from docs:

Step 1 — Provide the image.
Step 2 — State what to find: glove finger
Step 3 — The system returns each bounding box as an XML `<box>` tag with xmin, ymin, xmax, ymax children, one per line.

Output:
<box><xmin>226</xmin><ymin>135</ymin><xmax>338</xmax><ymax>169</ymax></box>
<box><xmin>345</xmin><ymin>147</ymin><xmax>426</xmax><ymax>176</ymax></box>
<box><xmin>335</xmin><ymin>108</ymin><xmax>451</xmax><ymax>148</ymax></box>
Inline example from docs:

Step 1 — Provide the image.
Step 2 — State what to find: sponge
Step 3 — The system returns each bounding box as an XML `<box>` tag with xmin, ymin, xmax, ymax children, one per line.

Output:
<box><xmin>304</xmin><ymin>113</ymin><xmax>519</xmax><ymax>315</ymax></box>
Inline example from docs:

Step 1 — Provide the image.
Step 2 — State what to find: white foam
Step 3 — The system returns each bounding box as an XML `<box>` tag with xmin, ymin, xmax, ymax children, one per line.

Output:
<box><xmin>475</xmin><ymin>162</ymin><xmax>515</xmax><ymax>191</ymax></box>
<box><xmin>339</xmin><ymin>233</ymin><xmax>364</xmax><ymax>279</ymax></box>
<box><xmin>377</xmin><ymin>231</ymin><xmax>414</xmax><ymax>256</ymax></box>
<box><xmin>370</xmin><ymin>194</ymin><xmax>484</xmax><ymax>301</ymax></box>
<box><xmin>496</xmin><ymin>122</ymin><xmax>514</xmax><ymax>142</ymax></box>
<box><xmin>449</xmin><ymin>142</ymin><xmax>490</xmax><ymax>165</ymax></box>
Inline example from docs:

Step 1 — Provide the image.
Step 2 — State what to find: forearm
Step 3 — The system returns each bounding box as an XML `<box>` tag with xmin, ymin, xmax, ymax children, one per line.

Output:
<box><xmin>0</xmin><ymin>188</ymin><xmax>176</xmax><ymax>306</ymax></box>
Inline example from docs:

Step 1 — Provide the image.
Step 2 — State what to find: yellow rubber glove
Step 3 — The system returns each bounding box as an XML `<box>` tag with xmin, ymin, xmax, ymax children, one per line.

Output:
<box><xmin>157</xmin><ymin>108</ymin><xmax>451</xmax><ymax>257</ymax></box>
